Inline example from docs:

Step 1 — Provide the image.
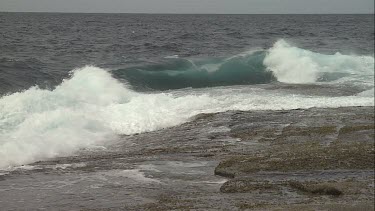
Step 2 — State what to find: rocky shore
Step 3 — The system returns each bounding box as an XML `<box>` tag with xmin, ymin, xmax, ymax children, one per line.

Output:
<box><xmin>0</xmin><ymin>106</ymin><xmax>374</xmax><ymax>210</ymax></box>
<box><xmin>212</xmin><ymin>107</ymin><xmax>374</xmax><ymax>210</ymax></box>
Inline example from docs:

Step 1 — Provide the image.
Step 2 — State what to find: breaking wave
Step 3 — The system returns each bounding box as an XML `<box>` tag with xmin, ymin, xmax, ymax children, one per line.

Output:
<box><xmin>0</xmin><ymin>40</ymin><xmax>374</xmax><ymax>169</ymax></box>
<box><xmin>264</xmin><ymin>40</ymin><xmax>374</xmax><ymax>84</ymax></box>
<box><xmin>113</xmin><ymin>40</ymin><xmax>374</xmax><ymax>90</ymax></box>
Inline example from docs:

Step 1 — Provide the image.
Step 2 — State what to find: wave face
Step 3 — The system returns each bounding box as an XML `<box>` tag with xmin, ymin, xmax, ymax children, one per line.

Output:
<box><xmin>113</xmin><ymin>51</ymin><xmax>275</xmax><ymax>90</ymax></box>
<box><xmin>112</xmin><ymin>40</ymin><xmax>374</xmax><ymax>90</ymax></box>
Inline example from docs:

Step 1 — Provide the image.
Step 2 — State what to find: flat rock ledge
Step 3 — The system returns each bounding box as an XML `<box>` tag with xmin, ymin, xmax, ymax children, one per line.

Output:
<box><xmin>212</xmin><ymin>106</ymin><xmax>374</xmax><ymax>210</ymax></box>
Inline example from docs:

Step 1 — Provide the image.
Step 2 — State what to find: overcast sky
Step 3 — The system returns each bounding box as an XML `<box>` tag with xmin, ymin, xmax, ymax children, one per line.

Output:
<box><xmin>0</xmin><ymin>0</ymin><xmax>374</xmax><ymax>14</ymax></box>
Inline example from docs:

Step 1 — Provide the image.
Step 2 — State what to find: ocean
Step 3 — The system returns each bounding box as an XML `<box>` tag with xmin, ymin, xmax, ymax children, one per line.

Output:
<box><xmin>0</xmin><ymin>13</ymin><xmax>374</xmax><ymax>169</ymax></box>
<box><xmin>0</xmin><ymin>13</ymin><xmax>374</xmax><ymax>210</ymax></box>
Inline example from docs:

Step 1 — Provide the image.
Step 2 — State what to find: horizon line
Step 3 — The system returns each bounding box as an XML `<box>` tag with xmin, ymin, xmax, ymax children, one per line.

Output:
<box><xmin>0</xmin><ymin>11</ymin><xmax>374</xmax><ymax>15</ymax></box>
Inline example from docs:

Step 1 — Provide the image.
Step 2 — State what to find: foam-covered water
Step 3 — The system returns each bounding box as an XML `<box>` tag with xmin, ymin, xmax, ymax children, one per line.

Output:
<box><xmin>1</xmin><ymin>40</ymin><xmax>374</xmax><ymax>168</ymax></box>
<box><xmin>0</xmin><ymin>13</ymin><xmax>374</xmax><ymax>169</ymax></box>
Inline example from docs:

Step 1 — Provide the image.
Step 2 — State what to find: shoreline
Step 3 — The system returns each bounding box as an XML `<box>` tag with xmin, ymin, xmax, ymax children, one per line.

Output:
<box><xmin>0</xmin><ymin>106</ymin><xmax>374</xmax><ymax>210</ymax></box>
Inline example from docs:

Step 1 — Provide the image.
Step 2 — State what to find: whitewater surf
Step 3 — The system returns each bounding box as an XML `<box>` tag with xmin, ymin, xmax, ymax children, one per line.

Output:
<box><xmin>0</xmin><ymin>39</ymin><xmax>374</xmax><ymax>169</ymax></box>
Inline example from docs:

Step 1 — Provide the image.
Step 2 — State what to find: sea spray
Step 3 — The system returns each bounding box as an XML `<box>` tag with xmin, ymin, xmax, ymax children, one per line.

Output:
<box><xmin>0</xmin><ymin>66</ymin><xmax>216</xmax><ymax>168</ymax></box>
<box><xmin>264</xmin><ymin>40</ymin><xmax>374</xmax><ymax>84</ymax></box>
<box><xmin>0</xmin><ymin>40</ymin><xmax>374</xmax><ymax>169</ymax></box>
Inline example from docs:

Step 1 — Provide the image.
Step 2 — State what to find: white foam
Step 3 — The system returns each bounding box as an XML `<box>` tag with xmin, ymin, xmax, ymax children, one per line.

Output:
<box><xmin>201</xmin><ymin>179</ymin><xmax>228</xmax><ymax>184</ymax></box>
<box><xmin>264</xmin><ymin>39</ymin><xmax>374</xmax><ymax>84</ymax></box>
<box><xmin>106</xmin><ymin>169</ymin><xmax>160</xmax><ymax>183</ymax></box>
<box><xmin>0</xmin><ymin>66</ymin><xmax>127</xmax><ymax>168</ymax></box>
<box><xmin>0</xmin><ymin>66</ymin><xmax>214</xmax><ymax>168</ymax></box>
<box><xmin>0</xmin><ymin>65</ymin><xmax>374</xmax><ymax>169</ymax></box>
<box><xmin>356</xmin><ymin>88</ymin><xmax>375</xmax><ymax>97</ymax></box>
<box><xmin>164</xmin><ymin>55</ymin><xmax>179</xmax><ymax>59</ymax></box>
<box><xmin>52</xmin><ymin>163</ymin><xmax>87</xmax><ymax>170</ymax></box>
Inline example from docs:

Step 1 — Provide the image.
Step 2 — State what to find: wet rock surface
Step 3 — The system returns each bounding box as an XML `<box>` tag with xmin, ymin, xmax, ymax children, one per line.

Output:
<box><xmin>0</xmin><ymin>106</ymin><xmax>374</xmax><ymax>210</ymax></box>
